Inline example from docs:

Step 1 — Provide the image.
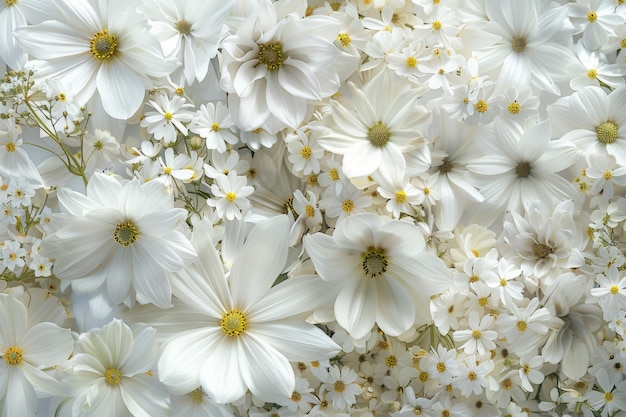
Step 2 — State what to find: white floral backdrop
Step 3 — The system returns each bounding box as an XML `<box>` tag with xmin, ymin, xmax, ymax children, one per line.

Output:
<box><xmin>1</xmin><ymin>0</ymin><xmax>626</xmax><ymax>416</ymax></box>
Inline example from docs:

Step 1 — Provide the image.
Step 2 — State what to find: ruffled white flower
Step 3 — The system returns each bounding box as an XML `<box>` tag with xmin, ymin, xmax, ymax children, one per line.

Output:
<box><xmin>41</xmin><ymin>172</ymin><xmax>197</xmax><ymax>308</ymax></box>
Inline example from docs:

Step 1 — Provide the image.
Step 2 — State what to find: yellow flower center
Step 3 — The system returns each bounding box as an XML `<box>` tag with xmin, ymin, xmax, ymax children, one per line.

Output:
<box><xmin>257</xmin><ymin>43</ymin><xmax>284</xmax><ymax>71</ymax></box>
<box><xmin>113</xmin><ymin>221</ymin><xmax>139</xmax><ymax>247</ymax></box>
<box><xmin>508</xmin><ymin>101</ymin><xmax>521</xmax><ymax>115</ymax></box>
<box><xmin>305</xmin><ymin>205</ymin><xmax>315</xmax><ymax>218</ymax></box>
<box><xmin>596</xmin><ymin>121</ymin><xmax>619</xmax><ymax>144</ymax></box>
<box><xmin>362</xmin><ymin>246</ymin><xmax>388</xmax><ymax>278</ymax></box>
<box><xmin>474</xmin><ymin>100</ymin><xmax>488</xmax><ymax>113</ymax></box>
<box><xmin>395</xmin><ymin>190</ymin><xmax>407</xmax><ymax>203</ymax></box>
<box><xmin>516</xmin><ymin>161</ymin><xmax>531</xmax><ymax>177</ymax></box>
<box><xmin>587</xmin><ymin>69</ymin><xmax>598</xmax><ymax>79</ymax></box>
<box><xmin>385</xmin><ymin>355</ymin><xmax>397</xmax><ymax>367</ymax></box>
<box><xmin>5</xmin><ymin>142</ymin><xmax>16</xmax><ymax>152</ymax></box>
<box><xmin>300</xmin><ymin>146</ymin><xmax>312</xmax><ymax>159</ymax></box>
<box><xmin>190</xmin><ymin>389</ymin><xmax>204</xmax><ymax>403</ymax></box>
<box><xmin>4</xmin><ymin>346</ymin><xmax>23</xmax><ymax>365</ymax></box>
<box><xmin>479</xmin><ymin>297</ymin><xmax>488</xmax><ymax>306</ymax></box>
<box><xmin>603</xmin><ymin>170</ymin><xmax>613</xmax><ymax>180</ymax></box>
<box><xmin>587</xmin><ymin>11</ymin><xmax>597</xmax><ymax>22</ymax></box>
<box><xmin>472</xmin><ymin>329</ymin><xmax>482</xmax><ymax>339</ymax></box>
<box><xmin>90</xmin><ymin>29</ymin><xmax>118</xmax><ymax>60</ymax></box>
<box><xmin>432</xmin><ymin>20</ymin><xmax>442</xmax><ymax>30</ymax></box>
<box><xmin>368</xmin><ymin>121</ymin><xmax>391</xmax><ymax>147</ymax></box>
<box><xmin>334</xmin><ymin>380</ymin><xmax>346</xmax><ymax>393</ymax></box>
<box><xmin>164</xmin><ymin>167</ymin><xmax>172</xmax><ymax>175</ymax></box>
<box><xmin>225</xmin><ymin>192</ymin><xmax>237</xmax><ymax>202</ymax></box>
<box><xmin>105</xmin><ymin>368</ymin><xmax>122</xmax><ymax>385</ymax></box>
<box><xmin>5</xmin><ymin>0</ymin><xmax>17</xmax><ymax>6</ymax></box>
<box><xmin>164</xmin><ymin>112</ymin><xmax>173</xmax><ymax>122</ymax></box>
<box><xmin>57</xmin><ymin>92</ymin><xmax>67</xmax><ymax>102</ymax></box>
<box><xmin>220</xmin><ymin>309</ymin><xmax>247</xmax><ymax>337</ymax></box>
<box><xmin>511</xmin><ymin>35</ymin><xmax>527</xmax><ymax>53</ymax></box>
<box><xmin>468</xmin><ymin>371</ymin><xmax>477</xmax><ymax>381</ymax></box>
<box><xmin>291</xmin><ymin>391</ymin><xmax>302</xmax><ymax>402</ymax></box>
<box><xmin>342</xmin><ymin>199</ymin><xmax>354</xmax><ymax>213</ymax></box>
<box><xmin>611</xmin><ymin>285</ymin><xmax>620</xmax><ymax>295</ymax></box>
<box><xmin>621</xmin><ymin>39</ymin><xmax>626</xmax><ymax>49</ymax></box>
<box><xmin>175</xmin><ymin>19</ymin><xmax>193</xmax><ymax>35</ymax></box>
<box><xmin>329</xmin><ymin>168</ymin><xmax>340</xmax><ymax>181</ymax></box>
<box><xmin>436</xmin><ymin>362</ymin><xmax>446</xmax><ymax>373</ymax></box>
<box><xmin>517</xmin><ymin>321</ymin><xmax>528</xmax><ymax>332</ymax></box>
<box><xmin>605</xmin><ymin>392</ymin><xmax>614</xmax><ymax>402</ymax></box>
<box><xmin>406</xmin><ymin>56</ymin><xmax>417</xmax><ymax>68</ymax></box>
<box><xmin>211</xmin><ymin>122</ymin><xmax>221</xmax><ymax>132</ymax></box>
<box><xmin>336</xmin><ymin>33</ymin><xmax>352</xmax><ymax>47</ymax></box>
<box><xmin>307</xmin><ymin>174</ymin><xmax>318</xmax><ymax>187</ymax></box>
<box><xmin>533</xmin><ymin>243</ymin><xmax>552</xmax><ymax>258</ymax></box>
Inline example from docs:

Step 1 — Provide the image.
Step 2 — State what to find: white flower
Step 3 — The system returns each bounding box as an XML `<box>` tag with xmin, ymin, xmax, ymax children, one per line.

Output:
<box><xmin>453</xmin><ymin>311</ymin><xmax>498</xmax><ymax>356</ymax></box>
<box><xmin>590</xmin><ymin>265</ymin><xmax>626</xmax><ymax>320</ymax></box>
<box><xmin>189</xmin><ymin>102</ymin><xmax>239</xmax><ymax>153</ymax></box>
<box><xmin>157</xmin><ymin>215</ymin><xmax>340</xmax><ymax>404</ymax></box>
<box><xmin>569</xmin><ymin>0</ymin><xmax>625</xmax><ymax>51</ymax></box>
<box><xmin>320</xmin><ymin>365</ymin><xmax>362</xmax><ymax>410</ymax></box>
<box><xmin>66</xmin><ymin>319</ymin><xmax>170</xmax><ymax>417</ymax></box>
<box><xmin>141</xmin><ymin>94</ymin><xmax>194</xmax><ymax>144</ymax></box>
<box><xmin>0</xmin><ymin>293</ymin><xmax>73</xmax><ymax>417</ymax></box>
<box><xmin>15</xmin><ymin>0</ymin><xmax>177</xmax><ymax>119</ymax></box>
<box><xmin>303</xmin><ymin>213</ymin><xmax>451</xmax><ymax>339</ymax></box>
<box><xmin>41</xmin><ymin>172</ymin><xmax>197</xmax><ymax>308</ymax></box>
<box><xmin>206</xmin><ymin>172</ymin><xmax>254</xmax><ymax>221</ymax></box>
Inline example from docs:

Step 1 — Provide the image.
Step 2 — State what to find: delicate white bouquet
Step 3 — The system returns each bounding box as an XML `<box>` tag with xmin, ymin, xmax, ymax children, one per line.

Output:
<box><xmin>1</xmin><ymin>0</ymin><xmax>626</xmax><ymax>416</ymax></box>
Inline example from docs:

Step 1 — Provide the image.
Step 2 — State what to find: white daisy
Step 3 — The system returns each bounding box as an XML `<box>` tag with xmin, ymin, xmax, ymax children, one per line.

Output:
<box><xmin>41</xmin><ymin>172</ymin><xmax>197</xmax><ymax>308</ymax></box>
<box><xmin>206</xmin><ymin>172</ymin><xmax>254</xmax><ymax>221</ymax></box>
<box><xmin>141</xmin><ymin>93</ymin><xmax>195</xmax><ymax>144</ymax></box>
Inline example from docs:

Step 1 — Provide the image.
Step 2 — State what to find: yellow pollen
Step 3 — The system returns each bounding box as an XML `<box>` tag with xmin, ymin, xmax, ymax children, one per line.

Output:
<box><xmin>395</xmin><ymin>190</ymin><xmax>407</xmax><ymax>203</ymax></box>
<box><xmin>385</xmin><ymin>355</ymin><xmax>398</xmax><ymax>367</ymax></box>
<box><xmin>305</xmin><ymin>5</ymin><xmax>313</xmax><ymax>16</ymax></box>
<box><xmin>424</xmin><ymin>187</ymin><xmax>430</xmax><ymax>194</ymax></box>
<box><xmin>257</xmin><ymin>43</ymin><xmax>284</xmax><ymax>70</ymax></box>
<box><xmin>336</xmin><ymin>33</ymin><xmax>352</xmax><ymax>47</ymax></box>
<box><xmin>469</xmin><ymin>275</ymin><xmax>480</xmax><ymax>283</ymax></box>
<box><xmin>57</xmin><ymin>93</ymin><xmax>67</xmax><ymax>102</ymax></box>
<box><xmin>478</xmin><ymin>297</ymin><xmax>488</xmax><ymax>306</ymax></box>
<box><xmin>587</xmin><ymin>11</ymin><xmax>598</xmax><ymax>22</ymax></box>
<box><xmin>113</xmin><ymin>221</ymin><xmax>139</xmax><ymax>247</ymax></box>
<box><xmin>305</xmin><ymin>205</ymin><xmax>315</xmax><ymax>218</ymax></box>
<box><xmin>603</xmin><ymin>170</ymin><xmax>613</xmax><ymax>180</ymax></box>
<box><xmin>474</xmin><ymin>100</ymin><xmax>488</xmax><ymax>113</ymax></box>
<box><xmin>329</xmin><ymin>168</ymin><xmax>340</xmax><ymax>181</ymax></box>
<box><xmin>334</xmin><ymin>380</ymin><xmax>346</xmax><ymax>393</ymax></box>
<box><xmin>523</xmin><ymin>364</ymin><xmax>531</xmax><ymax>374</ymax></box>
<box><xmin>300</xmin><ymin>146</ymin><xmax>312</xmax><ymax>159</ymax></box>
<box><xmin>432</xmin><ymin>20</ymin><xmax>442</xmax><ymax>30</ymax></box>
<box><xmin>291</xmin><ymin>391</ymin><xmax>302</xmax><ymax>402</ymax></box>
<box><xmin>90</xmin><ymin>29</ymin><xmax>118</xmax><ymax>60</ymax></box>
<box><xmin>611</xmin><ymin>285</ymin><xmax>620</xmax><ymax>295</ymax></box>
<box><xmin>362</xmin><ymin>246</ymin><xmax>388</xmax><ymax>278</ymax></box>
<box><xmin>211</xmin><ymin>122</ymin><xmax>221</xmax><ymax>132</ymax></box>
<box><xmin>5</xmin><ymin>0</ymin><xmax>18</xmax><ymax>6</ymax></box>
<box><xmin>605</xmin><ymin>392</ymin><xmax>614</xmax><ymax>402</ymax></box>
<box><xmin>502</xmin><ymin>378</ymin><xmax>513</xmax><ymax>390</ymax></box>
<box><xmin>5</xmin><ymin>142</ymin><xmax>16</xmax><ymax>152</ymax></box>
<box><xmin>438</xmin><ymin>68</ymin><xmax>445</xmax><ymax>75</ymax></box>
<box><xmin>533</xmin><ymin>243</ymin><xmax>552</xmax><ymax>258</ymax></box>
<box><xmin>307</xmin><ymin>174</ymin><xmax>318</xmax><ymax>186</ymax></box>
<box><xmin>175</xmin><ymin>19</ymin><xmax>193</xmax><ymax>35</ymax></box>
<box><xmin>164</xmin><ymin>167</ymin><xmax>172</xmax><ymax>175</ymax></box>
<box><xmin>472</xmin><ymin>329</ymin><xmax>482</xmax><ymax>339</ymax></box>
<box><xmin>441</xmin><ymin>410</ymin><xmax>451</xmax><ymax>417</ymax></box>
<box><xmin>467</xmin><ymin>371</ymin><xmax>477</xmax><ymax>381</ymax></box>
<box><xmin>419</xmin><ymin>371</ymin><xmax>429</xmax><ymax>382</ymax></box>
<box><xmin>105</xmin><ymin>368</ymin><xmax>122</xmax><ymax>385</ymax></box>
<box><xmin>164</xmin><ymin>112</ymin><xmax>173</xmax><ymax>121</ymax></box>
<box><xmin>511</xmin><ymin>35</ymin><xmax>527</xmax><ymax>52</ymax></box>
<box><xmin>220</xmin><ymin>309</ymin><xmax>247</xmax><ymax>337</ymax></box>
<box><xmin>500</xmin><ymin>278</ymin><xmax>508</xmax><ymax>287</ymax></box>
<box><xmin>621</xmin><ymin>39</ymin><xmax>626</xmax><ymax>49</ymax></box>
<box><xmin>342</xmin><ymin>199</ymin><xmax>354</xmax><ymax>213</ymax></box>
<box><xmin>508</xmin><ymin>101</ymin><xmax>521</xmax><ymax>114</ymax></box>
<box><xmin>368</xmin><ymin>121</ymin><xmax>391</xmax><ymax>147</ymax></box>
<box><xmin>516</xmin><ymin>321</ymin><xmax>528</xmax><ymax>332</ymax></box>
<box><xmin>436</xmin><ymin>362</ymin><xmax>446</xmax><ymax>373</ymax></box>
<box><xmin>225</xmin><ymin>192</ymin><xmax>236</xmax><ymax>202</ymax></box>
<box><xmin>596</xmin><ymin>121</ymin><xmax>619</xmax><ymax>144</ymax></box>
<box><xmin>175</xmin><ymin>87</ymin><xmax>184</xmax><ymax>96</ymax></box>
<box><xmin>190</xmin><ymin>389</ymin><xmax>204</xmax><ymax>403</ymax></box>
<box><xmin>330</xmin><ymin>1</ymin><xmax>340</xmax><ymax>10</ymax></box>
<box><xmin>406</xmin><ymin>56</ymin><xmax>417</xmax><ymax>68</ymax></box>
<box><xmin>587</xmin><ymin>69</ymin><xmax>598</xmax><ymax>79</ymax></box>
<box><xmin>433</xmin><ymin>0</ymin><xmax>440</xmax><ymax>3</ymax></box>
<box><xmin>311</xmin><ymin>360</ymin><xmax>320</xmax><ymax>367</ymax></box>
<box><xmin>4</xmin><ymin>346</ymin><xmax>23</xmax><ymax>365</ymax></box>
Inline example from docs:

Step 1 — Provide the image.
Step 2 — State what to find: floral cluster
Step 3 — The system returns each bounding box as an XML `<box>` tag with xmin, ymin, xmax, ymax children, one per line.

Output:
<box><xmin>1</xmin><ymin>0</ymin><xmax>626</xmax><ymax>416</ymax></box>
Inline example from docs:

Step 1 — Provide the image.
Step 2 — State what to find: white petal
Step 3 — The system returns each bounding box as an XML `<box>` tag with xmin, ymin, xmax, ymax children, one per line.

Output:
<box><xmin>96</xmin><ymin>62</ymin><xmax>145</xmax><ymax>119</ymax></box>
<box><xmin>199</xmin><ymin>336</ymin><xmax>247</xmax><ymax>404</ymax></box>
<box><xmin>22</xmin><ymin>323</ymin><xmax>72</xmax><ymax>366</ymax></box>
<box><xmin>0</xmin><ymin>294</ymin><xmax>27</xmax><ymax>347</ymax></box>
<box><xmin>120</xmin><ymin>373</ymin><xmax>171</xmax><ymax>417</ymax></box>
<box><xmin>250</xmin><ymin>322</ymin><xmax>340</xmax><ymax>362</ymax></box>
<box><xmin>334</xmin><ymin>277</ymin><xmax>377</xmax><ymax>339</ymax></box>
<box><xmin>3</xmin><ymin>366</ymin><xmax>37</xmax><ymax>417</ymax></box>
<box><xmin>375</xmin><ymin>277</ymin><xmax>416</xmax><ymax>336</ymax></box>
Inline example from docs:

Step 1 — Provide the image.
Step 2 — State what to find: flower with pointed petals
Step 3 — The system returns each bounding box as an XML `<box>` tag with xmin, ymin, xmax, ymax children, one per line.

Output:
<box><xmin>156</xmin><ymin>215</ymin><xmax>340</xmax><ymax>404</ymax></box>
<box><xmin>303</xmin><ymin>213</ymin><xmax>451</xmax><ymax>339</ymax></box>
<box><xmin>41</xmin><ymin>172</ymin><xmax>197</xmax><ymax>308</ymax></box>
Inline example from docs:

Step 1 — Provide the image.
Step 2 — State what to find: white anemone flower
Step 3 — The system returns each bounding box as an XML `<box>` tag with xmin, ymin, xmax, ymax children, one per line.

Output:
<box><xmin>157</xmin><ymin>215</ymin><xmax>340</xmax><ymax>404</ymax></box>
<box><xmin>14</xmin><ymin>0</ymin><xmax>177</xmax><ymax>119</ymax></box>
<box><xmin>303</xmin><ymin>213</ymin><xmax>451</xmax><ymax>339</ymax></box>
<box><xmin>41</xmin><ymin>172</ymin><xmax>197</xmax><ymax>308</ymax></box>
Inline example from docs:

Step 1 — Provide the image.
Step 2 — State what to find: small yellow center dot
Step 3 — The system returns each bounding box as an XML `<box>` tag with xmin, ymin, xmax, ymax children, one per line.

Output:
<box><xmin>436</xmin><ymin>362</ymin><xmax>446</xmax><ymax>373</ymax></box>
<box><xmin>406</xmin><ymin>56</ymin><xmax>417</xmax><ymax>68</ymax></box>
<box><xmin>474</xmin><ymin>100</ymin><xmax>488</xmax><ymax>113</ymax></box>
<box><xmin>5</xmin><ymin>0</ymin><xmax>17</xmax><ymax>6</ymax></box>
<box><xmin>113</xmin><ymin>221</ymin><xmax>139</xmax><ymax>247</ymax></box>
<box><xmin>220</xmin><ymin>309</ymin><xmax>247</xmax><ymax>337</ymax></box>
<box><xmin>516</xmin><ymin>161</ymin><xmax>531</xmax><ymax>177</ymax></box>
<box><xmin>479</xmin><ymin>297</ymin><xmax>488</xmax><ymax>306</ymax></box>
<box><xmin>385</xmin><ymin>355</ymin><xmax>398</xmax><ymax>367</ymax></box>
<box><xmin>419</xmin><ymin>371</ymin><xmax>429</xmax><ymax>382</ymax></box>
<box><xmin>175</xmin><ymin>87</ymin><xmax>184</xmax><ymax>96</ymax></box>
<box><xmin>502</xmin><ymin>378</ymin><xmax>513</xmax><ymax>390</ymax></box>
<box><xmin>329</xmin><ymin>168</ymin><xmax>340</xmax><ymax>181</ymax></box>
<box><xmin>4</xmin><ymin>346</ymin><xmax>23</xmax><ymax>365</ymax></box>
<box><xmin>587</xmin><ymin>69</ymin><xmax>598</xmax><ymax>79</ymax></box>
<box><xmin>175</xmin><ymin>19</ymin><xmax>193</xmax><ymax>35</ymax></box>
<box><xmin>90</xmin><ymin>29</ymin><xmax>118</xmax><ymax>60</ymax></box>
<box><xmin>611</xmin><ymin>285</ymin><xmax>620</xmax><ymax>295</ymax></box>
<box><xmin>605</xmin><ymin>392</ymin><xmax>614</xmax><ymax>402</ymax></box>
<box><xmin>57</xmin><ymin>92</ymin><xmax>67</xmax><ymax>102</ymax></box>
<box><xmin>334</xmin><ymin>380</ymin><xmax>346</xmax><ymax>393</ymax></box>
<box><xmin>225</xmin><ymin>192</ymin><xmax>236</xmax><ymax>202</ymax></box>
<box><xmin>467</xmin><ymin>371</ymin><xmax>477</xmax><ymax>381</ymax></box>
<box><xmin>362</xmin><ymin>246</ymin><xmax>388</xmax><ymax>278</ymax></box>
<box><xmin>603</xmin><ymin>170</ymin><xmax>613</xmax><ymax>180</ymax></box>
<box><xmin>105</xmin><ymin>368</ymin><xmax>122</xmax><ymax>385</ymax></box>
<box><xmin>596</xmin><ymin>121</ymin><xmax>619</xmax><ymax>144</ymax></box>
<box><xmin>336</xmin><ymin>33</ymin><xmax>352</xmax><ymax>47</ymax></box>
<box><xmin>533</xmin><ymin>243</ymin><xmax>552</xmax><ymax>258</ymax></box>
<box><xmin>500</xmin><ymin>278</ymin><xmax>508</xmax><ymax>287</ymax></box>
<box><xmin>508</xmin><ymin>101</ymin><xmax>521</xmax><ymax>114</ymax></box>
<box><xmin>257</xmin><ymin>43</ymin><xmax>284</xmax><ymax>71</ymax></box>
<box><xmin>211</xmin><ymin>122</ymin><xmax>221</xmax><ymax>132</ymax></box>
<box><xmin>300</xmin><ymin>146</ymin><xmax>312</xmax><ymax>159</ymax></box>
<box><xmin>342</xmin><ymin>199</ymin><xmax>354</xmax><ymax>213</ymax></box>
<box><xmin>291</xmin><ymin>391</ymin><xmax>302</xmax><ymax>402</ymax></box>
<box><xmin>395</xmin><ymin>190</ymin><xmax>407</xmax><ymax>203</ymax></box>
<box><xmin>164</xmin><ymin>167</ymin><xmax>172</xmax><ymax>175</ymax></box>
<box><xmin>305</xmin><ymin>205</ymin><xmax>315</xmax><ymax>218</ymax></box>
<box><xmin>307</xmin><ymin>174</ymin><xmax>318</xmax><ymax>186</ymax></box>
<box><xmin>368</xmin><ymin>121</ymin><xmax>391</xmax><ymax>147</ymax></box>
<box><xmin>472</xmin><ymin>329</ymin><xmax>482</xmax><ymax>339</ymax></box>
<box><xmin>621</xmin><ymin>39</ymin><xmax>626</xmax><ymax>49</ymax></box>
<box><xmin>5</xmin><ymin>142</ymin><xmax>16</xmax><ymax>152</ymax></box>
<box><xmin>190</xmin><ymin>389</ymin><xmax>204</xmax><ymax>403</ymax></box>
<box><xmin>164</xmin><ymin>112</ymin><xmax>173</xmax><ymax>121</ymax></box>
<box><xmin>511</xmin><ymin>35</ymin><xmax>527</xmax><ymax>52</ymax></box>
<box><xmin>517</xmin><ymin>321</ymin><xmax>528</xmax><ymax>332</ymax></box>
<box><xmin>432</xmin><ymin>20</ymin><xmax>442</xmax><ymax>30</ymax></box>
<box><xmin>587</xmin><ymin>11</ymin><xmax>598</xmax><ymax>22</ymax></box>
<box><xmin>469</xmin><ymin>275</ymin><xmax>480</xmax><ymax>283</ymax></box>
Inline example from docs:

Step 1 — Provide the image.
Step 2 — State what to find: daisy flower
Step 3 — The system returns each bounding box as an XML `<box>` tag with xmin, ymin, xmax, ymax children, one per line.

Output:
<box><xmin>320</xmin><ymin>365</ymin><xmax>362</xmax><ymax>410</ymax></box>
<box><xmin>569</xmin><ymin>0</ymin><xmax>625</xmax><ymax>51</ymax></box>
<box><xmin>14</xmin><ymin>0</ymin><xmax>176</xmax><ymax>119</ymax></box>
<box><xmin>303</xmin><ymin>213</ymin><xmax>451</xmax><ymax>339</ymax></box>
<box><xmin>453</xmin><ymin>311</ymin><xmax>498</xmax><ymax>356</ymax></box>
<box><xmin>141</xmin><ymin>94</ymin><xmax>195</xmax><ymax>144</ymax></box>
<box><xmin>41</xmin><ymin>172</ymin><xmax>197</xmax><ymax>308</ymax></box>
<box><xmin>206</xmin><ymin>172</ymin><xmax>254</xmax><ymax>221</ymax></box>
<box><xmin>189</xmin><ymin>102</ymin><xmax>239</xmax><ymax>153</ymax></box>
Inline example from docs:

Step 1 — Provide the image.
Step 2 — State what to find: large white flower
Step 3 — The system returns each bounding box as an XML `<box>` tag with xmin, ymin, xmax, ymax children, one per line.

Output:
<box><xmin>41</xmin><ymin>172</ymin><xmax>197</xmax><ymax>308</ymax></box>
<box><xmin>14</xmin><ymin>0</ymin><xmax>176</xmax><ymax>119</ymax></box>
<box><xmin>156</xmin><ymin>215</ymin><xmax>340</xmax><ymax>404</ymax></box>
<box><xmin>303</xmin><ymin>213</ymin><xmax>451</xmax><ymax>339</ymax></box>
<box><xmin>220</xmin><ymin>0</ymin><xmax>351</xmax><ymax>134</ymax></box>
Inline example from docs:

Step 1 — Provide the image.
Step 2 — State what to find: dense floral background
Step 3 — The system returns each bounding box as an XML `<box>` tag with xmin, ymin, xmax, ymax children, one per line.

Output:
<box><xmin>1</xmin><ymin>0</ymin><xmax>626</xmax><ymax>416</ymax></box>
